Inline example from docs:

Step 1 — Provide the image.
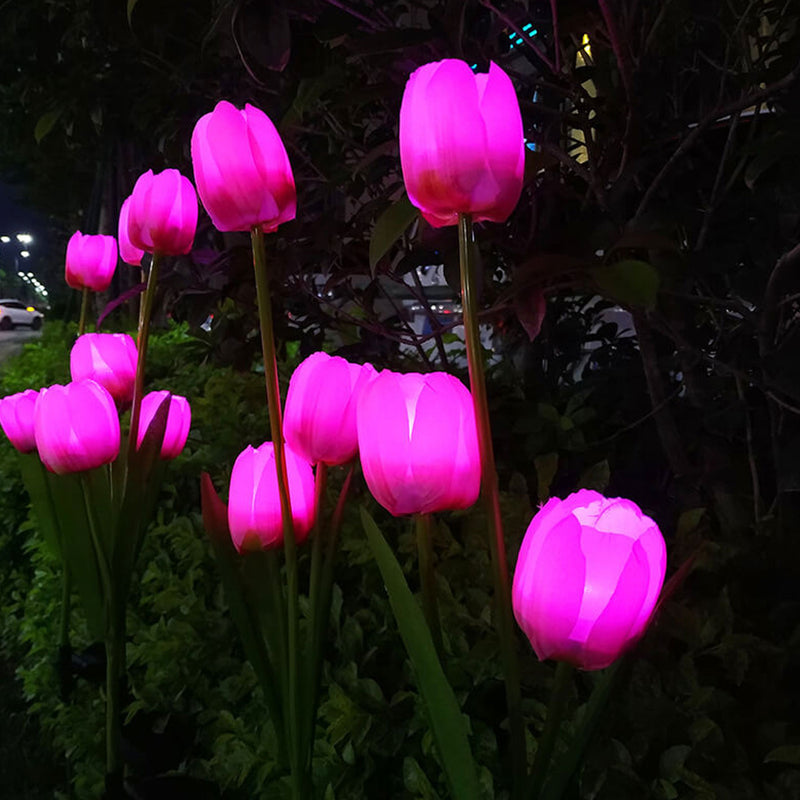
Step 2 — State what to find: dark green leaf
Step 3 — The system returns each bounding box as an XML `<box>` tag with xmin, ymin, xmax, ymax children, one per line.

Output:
<box><xmin>200</xmin><ymin>473</ymin><xmax>285</xmax><ymax>738</ymax></box>
<box><xmin>34</xmin><ymin>110</ymin><xmax>61</xmax><ymax>144</ymax></box>
<box><xmin>369</xmin><ymin>193</ymin><xmax>418</xmax><ymax>275</ymax></box>
<box><xmin>593</xmin><ymin>260</ymin><xmax>660</xmax><ymax>310</ymax></box>
<box><xmin>764</xmin><ymin>745</ymin><xmax>800</xmax><ymax>765</ymax></box>
<box><xmin>540</xmin><ymin>662</ymin><xmax>621</xmax><ymax>800</ymax></box>
<box><xmin>361</xmin><ymin>507</ymin><xmax>480</xmax><ymax>800</ymax></box>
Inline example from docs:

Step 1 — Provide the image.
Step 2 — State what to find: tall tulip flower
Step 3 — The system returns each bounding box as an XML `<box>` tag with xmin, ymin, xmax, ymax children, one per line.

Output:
<box><xmin>191</xmin><ymin>100</ymin><xmax>296</xmax><ymax>233</ymax></box>
<box><xmin>34</xmin><ymin>380</ymin><xmax>120</xmax><ymax>474</ymax></box>
<box><xmin>399</xmin><ymin>59</ymin><xmax>525</xmax><ymax>227</ymax></box>
<box><xmin>65</xmin><ymin>231</ymin><xmax>118</xmax><ymax>292</ymax></box>
<box><xmin>227</xmin><ymin>442</ymin><xmax>315</xmax><ymax>552</ymax></box>
<box><xmin>136</xmin><ymin>391</ymin><xmax>191</xmax><ymax>460</ymax></box>
<box><xmin>357</xmin><ymin>370</ymin><xmax>480</xmax><ymax>516</ymax></box>
<box><xmin>512</xmin><ymin>490</ymin><xmax>667</xmax><ymax>671</ymax></box>
<box><xmin>70</xmin><ymin>333</ymin><xmax>138</xmax><ymax>406</ymax></box>
<box><xmin>127</xmin><ymin>169</ymin><xmax>197</xmax><ymax>255</ymax></box>
<box><xmin>0</xmin><ymin>389</ymin><xmax>39</xmax><ymax>453</ymax></box>
<box><xmin>284</xmin><ymin>352</ymin><xmax>375</xmax><ymax>466</ymax></box>
<box><xmin>118</xmin><ymin>196</ymin><xmax>144</xmax><ymax>266</ymax></box>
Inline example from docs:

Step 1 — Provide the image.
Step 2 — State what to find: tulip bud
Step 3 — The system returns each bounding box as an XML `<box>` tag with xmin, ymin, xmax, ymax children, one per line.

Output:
<box><xmin>512</xmin><ymin>490</ymin><xmax>667</xmax><ymax>671</ymax></box>
<box><xmin>0</xmin><ymin>389</ymin><xmax>39</xmax><ymax>453</ymax></box>
<box><xmin>136</xmin><ymin>391</ymin><xmax>191</xmax><ymax>460</ymax></box>
<box><xmin>65</xmin><ymin>231</ymin><xmax>118</xmax><ymax>292</ymax></box>
<box><xmin>34</xmin><ymin>380</ymin><xmax>120</xmax><ymax>474</ymax></box>
<box><xmin>227</xmin><ymin>442</ymin><xmax>315</xmax><ymax>552</ymax></box>
<box><xmin>284</xmin><ymin>352</ymin><xmax>376</xmax><ymax>466</ymax></box>
<box><xmin>191</xmin><ymin>100</ymin><xmax>296</xmax><ymax>233</ymax></box>
<box><xmin>70</xmin><ymin>333</ymin><xmax>138</xmax><ymax>407</ymax></box>
<box><xmin>399</xmin><ymin>59</ymin><xmax>525</xmax><ymax>227</ymax></box>
<box><xmin>118</xmin><ymin>196</ymin><xmax>145</xmax><ymax>266</ymax></box>
<box><xmin>357</xmin><ymin>370</ymin><xmax>481</xmax><ymax>516</ymax></box>
<box><xmin>128</xmin><ymin>169</ymin><xmax>198</xmax><ymax>255</ymax></box>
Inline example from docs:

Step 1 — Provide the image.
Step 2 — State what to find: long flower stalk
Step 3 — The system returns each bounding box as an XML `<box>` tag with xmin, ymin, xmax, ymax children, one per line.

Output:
<box><xmin>415</xmin><ymin>512</ymin><xmax>443</xmax><ymax>656</ymax></box>
<box><xmin>458</xmin><ymin>212</ymin><xmax>526</xmax><ymax>796</ymax></box>
<box><xmin>128</xmin><ymin>252</ymin><xmax>161</xmax><ymax>456</ymax></box>
<box><xmin>250</xmin><ymin>227</ymin><xmax>303</xmax><ymax>797</ymax></box>
<box><xmin>80</xmin><ymin>474</ymin><xmax>122</xmax><ymax>797</ymax></box>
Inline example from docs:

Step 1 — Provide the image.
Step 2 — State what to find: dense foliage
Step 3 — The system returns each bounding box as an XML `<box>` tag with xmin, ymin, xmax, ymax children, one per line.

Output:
<box><xmin>1</xmin><ymin>0</ymin><xmax>800</xmax><ymax>798</ymax></box>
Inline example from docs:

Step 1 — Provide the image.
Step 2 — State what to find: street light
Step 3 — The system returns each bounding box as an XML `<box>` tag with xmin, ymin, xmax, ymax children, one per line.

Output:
<box><xmin>0</xmin><ymin>236</ymin><xmax>9</xmax><ymax>243</ymax></box>
<box><xmin>16</xmin><ymin>233</ymin><xmax>33</xmax><ymax>245</ymax></box>
<box><xmin>20</xmin><ymin>251</ymin><xmax>30</xmax><ymax>258</ymax></box>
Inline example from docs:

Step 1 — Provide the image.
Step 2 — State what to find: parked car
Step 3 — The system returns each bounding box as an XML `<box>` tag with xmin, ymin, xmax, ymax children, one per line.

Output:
<box><xmin>0</xmin><ymin>299</ymin><xmax>44</xmax><ymax>330</ymax></box>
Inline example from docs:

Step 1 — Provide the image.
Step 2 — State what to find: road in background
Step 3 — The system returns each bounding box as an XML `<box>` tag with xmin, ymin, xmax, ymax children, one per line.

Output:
<box><xmin>0</xmin><ymin>328</ymin><xmax>41</xmax><ymax>365</ymax></box>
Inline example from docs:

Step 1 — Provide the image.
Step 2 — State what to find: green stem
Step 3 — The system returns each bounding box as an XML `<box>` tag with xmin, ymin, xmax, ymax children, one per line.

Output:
<box><xmin>415</xmin><ymin>513</ymin><xmax>443</xmax><ymax>657</ymax></box>
<box><xmin>78</xmin><ymin>287</ymin><xmax>90</xmax><ymax>335</ymax></box>
<box><xmin>128</xmin><ymin>251</ymin><xmax>161</xmax><ymax>456</ymax></box>
<box><xmin>250</xmin><ymin>227</ymin><xmax>302</xmax><ymax>795</ymax></box>
<box><xmin>80</xmin><ymin>474</ymin><xmax>122</xmax><ymax>784</ymax></box>
<box><xmin>303</xmin><ymin>463</ymin><xmax>328</xmax><ymax>758</ymax></box>
<box><xmin>458</xmin><ymin>212</ymin><xmax>526</xmax><ymax>797</ymax></box>
<box><xmin>58</xmin><ymin>565</ymin><xmax>71</xmax><ymax>648</ymax></box>
<box><xmin>528</xmin><ymin>662</ymin><xmax>574</xmax><ymax>799</ymax></box>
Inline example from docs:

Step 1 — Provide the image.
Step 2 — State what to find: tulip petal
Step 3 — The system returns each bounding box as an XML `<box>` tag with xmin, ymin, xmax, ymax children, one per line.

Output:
<box><xmin>474</xmin><ymin>62</ymin><xmax>524</xmax><ymax>222</ymax></box>
<box><xmin>581</xmin><ymin>539</ymin><xmax>651</xmax><ymax>669</ymax></box>
<box><xmin>513</xmin><ymin>512</ymin><xmax>586</xmax><ymax>663</ymax></box>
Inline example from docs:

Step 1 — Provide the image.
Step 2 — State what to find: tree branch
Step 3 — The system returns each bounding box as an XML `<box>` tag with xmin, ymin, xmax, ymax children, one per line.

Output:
<box><xmin>635</xmin><ymin>65</ymin><xmax>799</xmax><ymax>218</ymax></box>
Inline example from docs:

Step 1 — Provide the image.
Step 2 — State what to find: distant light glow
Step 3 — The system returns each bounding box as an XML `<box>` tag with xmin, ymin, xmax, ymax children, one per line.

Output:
<box><xmin>20</xmin><ymin>251</ymin><xmax>30</xmax><ymax>258</ymax></box>
<box><xmin>16</xmin><ymin>233</ymin><xmax>33</xmax><ymax>245</ymax></box>
<box><xmin>0</xmin><ymin>236</ymin><xmax>10</xmax><ymax>243</ymax></box>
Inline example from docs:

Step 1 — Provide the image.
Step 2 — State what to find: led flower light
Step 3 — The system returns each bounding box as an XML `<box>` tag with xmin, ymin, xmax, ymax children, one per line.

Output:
<box><xmin>118</xmin><ymin>196</ymin><xmax>145</xmax><ymax>266</ymax></box>
<box><xmin>136</xmin><ymin>391</ymin><xmax>191</xmax><ymax>460</ymax></box>
<box><xmin>65</xmin><ymin>231</ymin><xmax>118</xmax><ymax>292</ymax></box>
<box><xmin>70</xmin><ymin>333</ymin><xmax>138</xmax><ymax>406</ymax></box>
<box><xmin>127</xmin><ymin>168</ymin><xmax>197</xmax><ymax>255</ymax></box>
<box><xmin>512</xmin><ymin>490</ymin><xmax>667</xmax><ymax>671</ymax></box>
<box><xmin>0</xmin><ymin>389</ymin><xmax>39</xmax><ymax>453</ymax></box>
<box><xmin>191</xmin><ymin>100</ymin><xmax>296</xmax><ymax>233</ymax></box>
<box><xmin>399</xmin><ymin>59</ymin><xmax>525</xmax><ymax>227</ymax></box>
<box><xmin>357</xmin><ymin>370</ymin><xmax>480</xmax><ymax>516</ymax></box>
<box><xmin>34</xmin><ymin>380</ymin><xmax>120</xmax><ymax>474</ymax></box>
<box><xmin>227</xmin><ymin>442</ymin><xmax>315</xmax><ymax>552</ymax></box>
<box><xmin>284</xmin><ymin>352</ymin><xmax>375</xmax><ymax>466</ymax></box>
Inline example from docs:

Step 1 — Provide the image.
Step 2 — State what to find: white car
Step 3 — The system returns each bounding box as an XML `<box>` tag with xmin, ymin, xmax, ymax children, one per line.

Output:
<box><xmin>0</xmin><ymin>299</ymin><xmax>43</xmax><ymax>330</ymax></box>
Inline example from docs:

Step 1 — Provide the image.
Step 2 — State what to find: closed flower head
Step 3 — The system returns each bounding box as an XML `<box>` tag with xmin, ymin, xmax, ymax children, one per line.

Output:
<box><xmin>357</xmin><ymin>370</ymin><xmax>480</xmax><ymax>516</ymax></box>
<box><xmin>128</xmin><ymin>169</ymin><xmax>197</xmax><ymax>256</ymax></box>
<box><xmin>284</xmin><ymin>352</ymin><xmax>376</xmax><ymax>466</ymax></box>
<box><xmin>399</xmin><ymin>59</ymin><xmax>525</xmax><ymax>227</ymax></box>
<box><xmin>227</xmin><ymin>442</ymin><xmax>315</xmax><ymax>552</ymax></box>
<box><xmin>34</xmin><ymin>380</ymin><xmax>120</xmax><ymax>474</ymax></box>
<box><xmin>512</xmin><ymin>490</ymin><xmax>667</xmax><ymax>671</ymax></box>
<box><xmin>65</xmin><ymin>231</ymin><xmax>118</xmax><ymax>292</ymax></box>
<box><xmin>0</xmin><ymin>389</ymin><xmax>39</xmax><ymax>453</ymax></box>
<box><xmin>70</xmin><ymin>333</ymin><xmax>138</xmax><ymax>407</ymax></box>
<box><xmin>191</xmin><ymin>100</ymin><xmax>296</xmax><ymax>233</ymax></box>
<box><xmin>136</xmin><ymin>391</ymin><xmax>191</xmax><ymax>460</ymax></box>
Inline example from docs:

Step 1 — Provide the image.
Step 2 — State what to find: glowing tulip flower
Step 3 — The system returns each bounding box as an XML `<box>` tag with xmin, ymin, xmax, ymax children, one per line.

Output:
<box><xmin>70</xmin><ymin>333</ymin><xmax>138</xmax><ymax>406</ymax></box>
<box><xmin>227</xmin><ymin>442</ymin><xmax>315</xmax><ymax>552</ymax></box>
<box><xmin>34</xmin><ymin>380</ymin><xmax>120</xmax><ymax>474</ymax></box>
<box><xmin>118</xmin><ymin>196</ymin><xmax>144</xmax><ymax>266</ymax></box>
<box><xmin>357</xmin><ymin>370</ymin><xmax>480</xmax><ymax>516</ymax></box>
<box><xmin>284</xmin><ymin>352</ymin><xmax>376</xmax><ymax>466</ymax></box>
<box><xmin>136</xmin><ymin>390</ymin><xmax>191</xmax><ymax>460</ymax></box>
<box><xmin>0</xmin><ymin>389</ymin><xmax>39</xmax><ymax>453</ymax></box>
<box><xmin>191</xmin><ymin>100</ymin><xmax>296</xmax><ymax>233</ymax></box>
<box><xmin>399</xmin><ymin>59</ymin><xmax>525</xmax><ymax>227</ymax></box>
<box><xmin>127</xmin><ymin>169</ymin><xmax>197</xmax><ymax>255</ymax></box>
<box><xmin>65</xmin><ymin>231</ymin><xmax>118</xmax><ymax>292</ymax></box>
<box><xmin>512</xmin><ymin>490</ymin><xmax>667</xmax><ymax>671</ymax></box>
